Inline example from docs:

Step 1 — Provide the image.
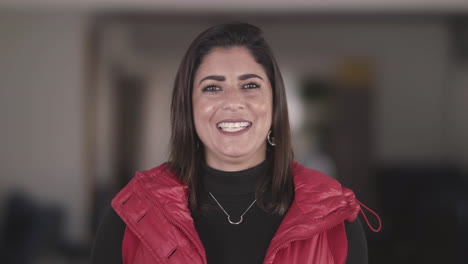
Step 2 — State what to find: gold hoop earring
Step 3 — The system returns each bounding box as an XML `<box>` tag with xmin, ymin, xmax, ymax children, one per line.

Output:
<box><xmin>267</xmin><ymin>130</ymin><xmax>276</xmax><ymax>146</ymax></box>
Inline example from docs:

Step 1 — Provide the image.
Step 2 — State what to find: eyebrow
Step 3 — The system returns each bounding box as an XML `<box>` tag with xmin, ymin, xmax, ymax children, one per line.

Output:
<box><xmin>199</xmin><ymin>75</ymin><xmax>225</xmax><ymax>84</ymax></box>
<box><xmin>238</xmin><ymin>74</ymin><xmax>263</xmax><ymax>81</ymax></box>
<box><xmin>199</xmin><ymin>73</ymin><xmax>264</xmax><ymax>85</ymax></box>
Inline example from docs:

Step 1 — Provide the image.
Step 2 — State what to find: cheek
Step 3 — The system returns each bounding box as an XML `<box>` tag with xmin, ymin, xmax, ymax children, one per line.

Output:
<box><xmin>257</xmin><ymin>95</ymin><xmax>273</xmax><ymax>124</ymax></box>
<box><xmin>193</xmin><ymin>99</ymin><xmax>216</xmax><ymax>128</ymax></box>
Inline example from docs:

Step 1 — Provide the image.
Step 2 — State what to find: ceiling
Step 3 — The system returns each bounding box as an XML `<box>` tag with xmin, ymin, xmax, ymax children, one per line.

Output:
<box><xmin>2</xmin><ymin>0</ymin><xmax>468</xmax><ymax>13</ymax></box>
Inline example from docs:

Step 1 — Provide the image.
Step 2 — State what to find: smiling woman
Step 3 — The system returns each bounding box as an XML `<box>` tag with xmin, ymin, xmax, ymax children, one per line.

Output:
<box><xmin>193</xmin><ymin>47</ymin><xmax>273</xmax><ymax>172</ymax></box>
<box><xmin>91</xmin><ymin>22</ymin><xmax>377</xmax><ymax>264</ymax></box>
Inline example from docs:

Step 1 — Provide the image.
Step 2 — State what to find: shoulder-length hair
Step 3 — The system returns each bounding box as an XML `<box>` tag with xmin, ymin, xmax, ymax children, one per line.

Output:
<box><xmin>169</xmin><ymin>22</ymin><xmax>294</xmax><ymax>215</ymax></box>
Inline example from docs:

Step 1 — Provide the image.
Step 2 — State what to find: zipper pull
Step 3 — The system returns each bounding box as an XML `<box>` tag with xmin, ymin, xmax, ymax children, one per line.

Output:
<box><xmin>356</xmin><ymin>200</ymin><xmax>382</xmax><ymax>232</ymax></box>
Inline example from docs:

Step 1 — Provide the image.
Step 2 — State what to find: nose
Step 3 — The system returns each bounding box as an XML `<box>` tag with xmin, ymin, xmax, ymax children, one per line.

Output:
<box><xmin>222</xmin><ymin>87</ymin><xmax>245</xmax><ymax>111</ymax></box>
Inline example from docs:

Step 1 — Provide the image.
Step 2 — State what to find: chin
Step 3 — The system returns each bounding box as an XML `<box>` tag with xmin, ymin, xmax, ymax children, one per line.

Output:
<box><xmin>221</xmin><ymin>145</ymin><xmax>263</xmax><ymax>159</ymax></box>
<box><xmin>221</xmin><ymin>149</ymin><xmax>249</xmax><ymax>158</ymax></box>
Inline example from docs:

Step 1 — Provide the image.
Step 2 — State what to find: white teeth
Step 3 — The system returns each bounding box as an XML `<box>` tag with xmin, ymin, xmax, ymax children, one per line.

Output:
<box><xmin>218</xmin><ymin>122</ymin><xmax>251</xmax><ymax>132</ymax></box>
<box><xmin>222</xmin><ymin>127</ymin><xmax>244</xmax><ymax>132</ymax></box>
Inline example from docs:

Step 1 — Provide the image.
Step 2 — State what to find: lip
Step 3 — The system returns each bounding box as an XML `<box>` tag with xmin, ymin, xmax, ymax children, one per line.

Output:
<box><xmin>216</xmin><ymin>119</ymin><xmax>252</xmax><ymax>136</ymax></box>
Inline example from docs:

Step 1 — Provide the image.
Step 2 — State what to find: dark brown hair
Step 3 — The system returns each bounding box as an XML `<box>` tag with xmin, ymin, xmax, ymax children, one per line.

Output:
<box><xmin>169</xmin><ymin>22</ymin><xmax>294</xmax><ymax>215</ymax></box>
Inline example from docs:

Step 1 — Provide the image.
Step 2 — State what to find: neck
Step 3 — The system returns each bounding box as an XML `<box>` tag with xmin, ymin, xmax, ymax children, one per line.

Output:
<box><xmin>202</xmin><ymin>159</ymin><xmax>267</xmax><ymax>195</ymax></box>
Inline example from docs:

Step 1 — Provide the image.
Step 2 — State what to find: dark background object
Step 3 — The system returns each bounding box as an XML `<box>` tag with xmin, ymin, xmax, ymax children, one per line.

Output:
<box><xmin>451</xmin><ymin>17</ymin><xmax>468</xmax><ymax>64</ymax></box>
<box><xmin>369</xmin><ymin>164</ymin><xmax>468</xmax><ymax>264</ymax></box>
<box><xmin>0</xmin><ymin>192</ymin><xmax>63</xmax><ymax>264</ymax></box>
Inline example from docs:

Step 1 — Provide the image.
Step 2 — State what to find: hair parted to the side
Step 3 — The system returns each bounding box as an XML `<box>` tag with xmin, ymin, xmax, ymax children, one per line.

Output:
<box><xmin>169</xmin><ymin>22</ymin><xmax>294</xmax><ymax>215</ymax></box>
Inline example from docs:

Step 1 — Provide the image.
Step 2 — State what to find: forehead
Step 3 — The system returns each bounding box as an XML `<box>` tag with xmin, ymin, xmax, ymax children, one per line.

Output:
<box><xmin>195</xmin><ymin>46</ymin><xmax>266</xmax><ymax>76</ymax></box>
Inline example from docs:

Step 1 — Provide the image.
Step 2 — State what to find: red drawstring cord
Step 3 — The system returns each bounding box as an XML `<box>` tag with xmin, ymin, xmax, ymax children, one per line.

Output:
<box><xmin>356</xmin><ymin>200</ymin><xmax>382</xmax><ymax>232</ymax></box>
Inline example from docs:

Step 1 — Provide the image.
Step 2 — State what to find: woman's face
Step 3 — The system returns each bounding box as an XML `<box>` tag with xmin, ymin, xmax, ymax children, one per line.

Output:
<box><xmin>193</xmin><ymin>47</ymin><xmax>273</xmax><ymax>171</ymax></box>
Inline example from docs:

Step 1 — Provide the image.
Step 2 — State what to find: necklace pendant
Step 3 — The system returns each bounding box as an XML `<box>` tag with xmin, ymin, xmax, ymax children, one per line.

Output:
<box><xmin>209</xmin><ymin>192</ymin><xmax>255</xmax><ymax>225</ymax></box>
<box><xmin>228</xmin><ymin>215</ymin><xmax>243</xmax><ymax>225</ymax></box>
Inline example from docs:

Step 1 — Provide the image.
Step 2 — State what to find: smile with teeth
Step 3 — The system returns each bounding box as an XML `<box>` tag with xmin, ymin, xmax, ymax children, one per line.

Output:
<box><xmin>217</xmin><ymin>122</ymin><xmax>251</xmax><ymax>132</ymax></box>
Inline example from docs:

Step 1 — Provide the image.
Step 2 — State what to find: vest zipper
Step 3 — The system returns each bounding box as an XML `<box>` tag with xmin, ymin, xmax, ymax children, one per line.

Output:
<box><xmin>163</xmin><ymin>215</ymin><xmax>208</xmax><ymax>264</ymax></box>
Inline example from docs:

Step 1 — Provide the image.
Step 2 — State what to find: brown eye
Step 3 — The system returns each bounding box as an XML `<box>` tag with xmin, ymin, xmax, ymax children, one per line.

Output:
<box><xmin>202</xmin><ymin>85</ymin><xmax>221</xmax><ymax>92</ymax></box>
<box><xmin>243</xmin><ymin>82</ymin><xmax>260</xmax><ymax>89</ymax></box>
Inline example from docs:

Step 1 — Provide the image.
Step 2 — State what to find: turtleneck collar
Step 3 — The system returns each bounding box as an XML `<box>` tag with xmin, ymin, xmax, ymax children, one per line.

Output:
<box><xmin>201</xmin><ymin>160</ymin><xmax>268</xmax><ymax>195</ymax></box>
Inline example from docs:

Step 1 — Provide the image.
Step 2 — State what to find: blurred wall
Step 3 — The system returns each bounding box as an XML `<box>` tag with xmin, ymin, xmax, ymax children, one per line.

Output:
<box><xmin>449</xmin><ymin>64</ymin><xmax>468</xmax><ymax>167</ymax></box>
<box><xmin>262</xmin><ymin>21</ymin><xmax>451</xmax><ymax>164</ymax></box>
<box><xmin>0</xmin><ymin>11</ymin><xmax>90</xmax><ymax>242</ymax></box>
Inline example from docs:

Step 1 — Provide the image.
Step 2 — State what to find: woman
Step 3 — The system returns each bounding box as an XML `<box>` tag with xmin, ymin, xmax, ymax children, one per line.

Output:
<box><xmin>91</xmin><ymin>22</ymin><xmax>379</xmax><ymax>264</ymax></box>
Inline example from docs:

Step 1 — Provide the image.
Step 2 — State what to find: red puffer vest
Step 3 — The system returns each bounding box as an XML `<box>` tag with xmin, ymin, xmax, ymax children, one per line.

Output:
<box><xmin>112</xmin><ymin>162</ymin><xmax>362</xmax><ymax>264</ymax></box>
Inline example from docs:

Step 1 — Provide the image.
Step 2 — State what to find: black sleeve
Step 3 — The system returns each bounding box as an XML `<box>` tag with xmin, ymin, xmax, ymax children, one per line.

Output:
<box><xmin>345</xmin><ymin>217</ymin><xmax>368</xmax><ymax>264</ymax></box>
<box><xmin>90</xmin><ymin>207</ymin><xmax>126</xmax><ymax>264</ymax></box>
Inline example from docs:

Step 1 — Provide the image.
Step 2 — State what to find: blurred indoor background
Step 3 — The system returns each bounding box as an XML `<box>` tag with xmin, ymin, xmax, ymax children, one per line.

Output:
<box><xmin>1</xmin><ymin>0</ymin><xmax>468</xmax><ymax>263</ymax></box>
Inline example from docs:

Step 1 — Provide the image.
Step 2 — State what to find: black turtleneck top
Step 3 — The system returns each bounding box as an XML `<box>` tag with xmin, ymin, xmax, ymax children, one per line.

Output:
<box><xmin>193</xmin><ymin>161</ymin><xmax>284</xmax><ymax>264</ymax></box>
<box><xmin>91</xmin><ymin>162</ymin><xmax>367</xmax><ymax>264</ymax></box>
